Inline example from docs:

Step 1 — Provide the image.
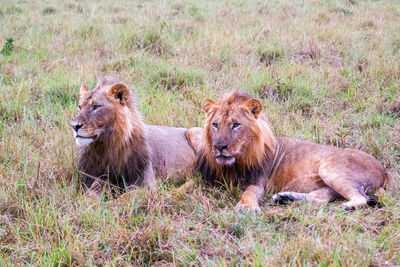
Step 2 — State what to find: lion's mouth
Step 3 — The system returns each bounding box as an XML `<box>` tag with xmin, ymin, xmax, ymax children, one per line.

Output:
<box><xmin>75</xmin><ymin>135</ymin><xmax>97</xmax><ymax>147</ymax></box>
<box><xmin>76</xmin><ymin>135</ymin><xmax>97</xmax><ymax>139</ymax></box>
<box><xmin>216</xmin><ymin>154</ymin><xmax>236</xmax><ymax>165</ymax></box>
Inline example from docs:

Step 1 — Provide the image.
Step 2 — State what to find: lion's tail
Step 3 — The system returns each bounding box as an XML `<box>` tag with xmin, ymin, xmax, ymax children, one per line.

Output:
<box><xmin>366</xmin><ymin>171</ymin><xmax>398</xmax><ymax>207</ymax></box>
<box><xmin>383</xmin><ymin>171</ymin><xmax>398</xmax><ymax>194</ymax></box>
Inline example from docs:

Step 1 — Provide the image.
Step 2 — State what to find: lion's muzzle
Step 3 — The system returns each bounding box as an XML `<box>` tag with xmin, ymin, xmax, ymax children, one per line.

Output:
<box><xmin>70</xmin><ymin>120</ymin><xmax>97</xmax><ymax>147</ymax></box>
<box><xmin>70</xmin><ymin>121</ymin><xmax>83</xmax><ymax>132</ymax></box>
<box><xmin>213</xmin><ymin>140</ymin><xmax>236</xmax><ymax>165</ymax></box>
<box><xmin>213</xmin><ymin>139</ymin><xmax>228</xmax><ymax>152</ymax></box>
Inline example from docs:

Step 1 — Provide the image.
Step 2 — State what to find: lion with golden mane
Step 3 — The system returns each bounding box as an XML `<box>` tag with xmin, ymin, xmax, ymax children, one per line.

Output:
<box><xmin>70</xmin><ymin>77</ymin><xmax>196</xmax><ymax>200</ymax></box>
<box><xmin>186</xmin><ymin>91</ymin><xmax>397</xmax><ymax>212</ymax></box>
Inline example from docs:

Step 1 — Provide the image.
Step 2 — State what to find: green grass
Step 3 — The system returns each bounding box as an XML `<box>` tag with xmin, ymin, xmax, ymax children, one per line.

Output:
<box><xmin>1</xmin><ymin>0</ymin><xmax>400</xmax><ymax>265</ymax></box>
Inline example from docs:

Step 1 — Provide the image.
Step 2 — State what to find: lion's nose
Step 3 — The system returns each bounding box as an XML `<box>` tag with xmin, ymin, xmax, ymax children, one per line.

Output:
<box><xmin>70</xmin><ymin>121</ymin><xmax>83</xmax><ymax>132</ymax></box>
<box><xmin>213</xmin><ymin>140</ymin><xmax>228</xmax><ymax>152</ymax></box>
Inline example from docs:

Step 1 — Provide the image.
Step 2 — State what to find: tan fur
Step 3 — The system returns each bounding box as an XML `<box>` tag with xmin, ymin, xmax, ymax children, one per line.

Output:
<box><xmin>71</xmin><ymin>77</ymin><xmax>195</xmax><ymax>199</ymax></box>
<box><xmin>187</xmin><ymin>91</ymin><xmax>397</xmax><ymax>211</ymax></box>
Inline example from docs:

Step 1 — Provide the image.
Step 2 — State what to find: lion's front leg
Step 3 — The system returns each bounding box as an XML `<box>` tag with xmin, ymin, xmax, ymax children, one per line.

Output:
<box><xmin>143</xmin><ymin>161</ymin><xmax>156</xmax><ymax>192</ymax></box>
<box><xmin>235</xmin><ymin>184</ymin><xmax>264</xmax><ymax>213</ymax></box>
<box><xmin>84</xmin><ymin>180</ymin><xmax>104</xmax><ymax>202</ymax></box>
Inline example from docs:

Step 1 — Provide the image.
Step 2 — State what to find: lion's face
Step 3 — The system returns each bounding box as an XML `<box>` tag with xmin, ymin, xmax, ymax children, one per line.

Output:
<box><xmin>70</xmin><ymin>80</ymin><xmax>132</xmax><ymax>148</ymax></box>
<box><xmin>202</xmin><ymin>92</ymin><xmax>263</xmax><ymax>166</ymax></box>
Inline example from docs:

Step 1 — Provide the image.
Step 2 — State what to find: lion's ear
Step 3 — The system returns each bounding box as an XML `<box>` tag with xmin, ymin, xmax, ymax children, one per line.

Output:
<box><xmin>244</xmin><ymin>99</ymin><xmax>263</xmax><ymax>119</ymax></box>
<box><xmin>107</xmin><ymin>83</ymin><xmax>130</xmax><ymax>105</ymax></box>
<box><xmin>202</xmin><ymin>99</ymin><xmax>217</xmax><ymax>114</ymax></box>
<box><xmin>79</xmin><ymin>84</ymin><xmax>88</xmax><ymax>99</ymax></box>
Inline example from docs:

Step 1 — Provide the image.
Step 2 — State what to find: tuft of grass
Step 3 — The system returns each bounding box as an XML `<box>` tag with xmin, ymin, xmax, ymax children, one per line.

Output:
<box><xmin>1</xmin><ymin>38</ymin><xmax>14</xmax><ymax>56</ymax></box>
<box><xmin>257</xmin><ymin>48</ymin><xmax>284</xmax><ymax>67</ymax></box>
<box><xmin>128</xmin><ymin>24</ymin><xmax>171</xmax><ymax>56</ymax></box>
<box><xmin>149</xmin><ymin>64</ymin><xmax>204</xmax><ymax>91</ymax></box>
<box><xmin>42</xmin><ymin>7</ymin><xmax>56</xmax><ymax>15</ymax></box>
<box><xmin>4</xmin><ymin>6</ymin><xmax>22</xmax><ymax>15</ymax></box>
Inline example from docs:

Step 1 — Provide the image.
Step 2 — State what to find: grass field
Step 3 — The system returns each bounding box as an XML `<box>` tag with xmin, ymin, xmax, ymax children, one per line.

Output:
<box><xmin>1</xmin><ymin>0</ymin><xmax>400</xmax><ymax>265</ymax></box>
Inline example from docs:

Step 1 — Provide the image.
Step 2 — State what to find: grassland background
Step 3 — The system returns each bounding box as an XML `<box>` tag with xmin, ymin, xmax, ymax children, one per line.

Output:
<box><xmin>0</xmin><ymin>0</ymin><xmax>400</xmax><ymax>265</ymax></box>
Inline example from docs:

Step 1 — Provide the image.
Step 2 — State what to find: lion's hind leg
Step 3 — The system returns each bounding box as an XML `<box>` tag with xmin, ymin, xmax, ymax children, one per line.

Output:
<box><xmin>317</xmin><ymin>152</ymin><xmax>386</xmax><ymax>210</ymax></box>
<box><xmin>271</xmin><ymin>187</ymin><xmax>339</xmax><ymax>205</ymax></box>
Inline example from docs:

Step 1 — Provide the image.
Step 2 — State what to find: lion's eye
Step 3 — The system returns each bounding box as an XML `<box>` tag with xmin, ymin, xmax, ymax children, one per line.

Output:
<box><xmin>212</xmin><ymin>123</ymin><xmax>218</xmax><ymax>129</ymax></box>
<box><xmin>91</xmin><ymin>105</ymin><xmax>102</xmax><ymax>112</ymax></box>
<box><xmin>232</xmin><ymin>122</ymin><xmax>240</xmax><ymax>129</ymax></box>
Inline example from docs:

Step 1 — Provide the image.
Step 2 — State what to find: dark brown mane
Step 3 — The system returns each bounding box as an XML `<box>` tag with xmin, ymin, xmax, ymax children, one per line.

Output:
<box><xmin>195</xmin><ymin>152</ymin><xmax>275</xmax><ymax>189</ymax></box>
<box><xmin>78</xmin><ymin>132</ymin><xmax>150</xmax><ymax>191</ymax></box>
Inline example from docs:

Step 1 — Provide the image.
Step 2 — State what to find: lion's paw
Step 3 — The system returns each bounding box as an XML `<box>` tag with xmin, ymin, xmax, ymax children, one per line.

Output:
<box><xmin>335</xmin><ymin>198</ymin><xmax>370</xmax><ymax>211</ymax></box>
<box><xmin>270</xmin><ymin>193</ymin><xmax>295</xmax><ymax>205</ymax></box>
<box><xmin>235</xmin><ymin>202</ymin><xmax>261</xmax><ymax>214</ymax></box>
<box><xmin>84</xmin><ymin>190</ymin><xmax>102</xmax><ymax>203</ymax></box>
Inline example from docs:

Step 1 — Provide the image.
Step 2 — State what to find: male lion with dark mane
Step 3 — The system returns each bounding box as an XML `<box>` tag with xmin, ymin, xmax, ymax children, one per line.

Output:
<box><xmin>186</xmin><ymin>91</ymin><xmax>397</xmax><ymax>212</ymax></box>
<box><xmin>70</xmin><ymin>77</ymin><xmax>196</xmax><ymax>200</ymax></box>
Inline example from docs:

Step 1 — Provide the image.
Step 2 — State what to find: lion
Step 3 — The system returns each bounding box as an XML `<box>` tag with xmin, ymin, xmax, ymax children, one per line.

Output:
<box><xmin>70</xmin><ymin>76</ymin><xmax>196</xmax><ymax>200</ymax></box>
<box><xmin>186</xmin><ymin>91</ymin><xmax>397</xmax><ymax>212</ymax></box>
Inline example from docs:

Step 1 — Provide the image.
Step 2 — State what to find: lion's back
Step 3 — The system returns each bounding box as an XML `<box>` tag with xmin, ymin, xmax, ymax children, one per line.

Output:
<box><xmin>145</xmin><ymin>125</ymin><xmax>195</xmax><ymax>181</ymax></box>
